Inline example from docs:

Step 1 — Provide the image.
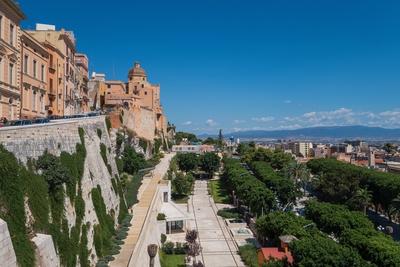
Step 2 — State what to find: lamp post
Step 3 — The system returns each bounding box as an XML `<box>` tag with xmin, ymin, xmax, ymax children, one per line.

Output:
<box><xmin>147</xmin><ymin>244</ymin><xmax>158</xmax><ymax>267</ymax></box>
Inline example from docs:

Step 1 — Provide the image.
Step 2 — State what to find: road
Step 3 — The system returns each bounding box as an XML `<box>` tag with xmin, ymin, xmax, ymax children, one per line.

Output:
<box><xmin>190</xmin><ymin>180</ymin><xmax>245</xmax><ymax>267</ymax></box>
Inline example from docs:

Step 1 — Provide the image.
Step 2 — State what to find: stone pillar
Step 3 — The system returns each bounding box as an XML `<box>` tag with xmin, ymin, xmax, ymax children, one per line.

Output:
<box><xmin>0</xmin><ymin>219</ymin><xmax>17</xmax><ymax>267</ymax></box>
<box><xmin>32</xmin><ymin>234</ymin><xmax>60</xmax><ymax>267</ymax></box>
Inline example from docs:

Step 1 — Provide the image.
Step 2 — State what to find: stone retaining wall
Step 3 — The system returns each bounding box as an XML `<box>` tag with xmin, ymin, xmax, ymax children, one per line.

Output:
<box><xmin>0</xmin><ymin>116</ymin><xmax>121</xmax><ymax>266</ymax></box>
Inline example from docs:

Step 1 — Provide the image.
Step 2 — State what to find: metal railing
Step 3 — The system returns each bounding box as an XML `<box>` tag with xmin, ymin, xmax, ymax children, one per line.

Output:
<box><xmin>0</xmin><ymin>111</ymin><xmax>102</xmax><ymax>128</ymax></box>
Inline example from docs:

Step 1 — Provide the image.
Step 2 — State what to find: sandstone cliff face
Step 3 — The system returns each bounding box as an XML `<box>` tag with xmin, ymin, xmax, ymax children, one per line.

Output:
<box><xmin>0</xmin><ymin>117</ymin><xmax>121</xmax><ymax>266</ymax></box>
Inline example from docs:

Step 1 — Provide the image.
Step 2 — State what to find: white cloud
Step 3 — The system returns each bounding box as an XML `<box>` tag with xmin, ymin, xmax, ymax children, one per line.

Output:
<box><xmin>182</xmin><ymin>121</ymin><xmax>192</xmax><ymax>126</ymax></box>
<box><xmin>233</xmin><ymin>119</ymin><xmax>246</xmax><ymax>124</ymax></box>
<box><xmin>206</xmin><ymin>119</ymin><xmax>217</xmax><ymax>126</ymax></box>
<box><xmin>252</xmin><ymin>116</ymin><xmax>275</xmax><ymax>122</ymax></box>
<box><xmin>278</xmin><ymin>108</ymin><xmax>400</xmax><ymax>129</ymax></box>
<box><xmin>284</xmin><ymin>100</ymin><xmax>292</xmax><ymax>104</ymax></box>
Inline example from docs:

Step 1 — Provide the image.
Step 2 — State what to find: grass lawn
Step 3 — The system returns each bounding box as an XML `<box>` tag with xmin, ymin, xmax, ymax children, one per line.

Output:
<box><xmin>159</xmin><ymin>251</ymin><xmax>186</xmax><ymax>267</ymax></box>
<box><xmin>172</xmin><ymin>193</ymin><xmax>190</xmax><ymax>204</ymax></box>
<box><xmin>208</xmin><ymin>179</ymin><xmax>231</xmax><ymax>204</ymax></box>
<box><xmin>239</xmin><ymin>244</ymin><xmax>259</xmax><ymax>267</ymax></box>
<box><xmin>122</xmin><ymin>172</ymin><xmax>146</xmax><ymax>207</ymax></box>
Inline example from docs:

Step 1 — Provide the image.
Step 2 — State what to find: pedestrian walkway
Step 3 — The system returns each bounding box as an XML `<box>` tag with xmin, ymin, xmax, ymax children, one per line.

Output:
<box><xmin>190</xmin><ymin>180</ymin><xmax>245</xmax><ymax>267</ymax></box>
<box><xmin>110</xmin><ymin>153</ymin><xmax>174</xmax><ymax>267</ymax></box>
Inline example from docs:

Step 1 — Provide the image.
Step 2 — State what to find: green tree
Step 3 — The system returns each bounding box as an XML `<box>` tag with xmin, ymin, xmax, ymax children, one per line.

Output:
<box><xmin>172</xmin><ymin>173</ymin><xmax>194</xmax><ymax>196</ymax></box>
<box><xmin>383</xmin><ymin>143</ymin><xmax>397</xmax><ymax>154</ymax></box>
<box><xmin>251</xmin><ymin>161</ymin><xmax>297</xmax><ymax>209</ymax></box>
<box><xmin>312</xmin><ymin>172</ymin><xmax>360</xmax><ymax>204</ymax></box>
<box><xmin>347</xmin><ymin>188</ymin><xmax>372</xmax><ymax>214</ymax></box>
<box><xmin>175</xmin><ymin>132</ymin><xmax>198</xmax><ymax>144</ymax></box>
<box><xmin>291</xmin><ymin>234</ymin><xmax>368</xmax><ymax>267</ymax></box>
<box><xmin>284</xmin><ymin>161</ymin><xmax>311</xmax><ymax>195</ymax></box>
<box><xmin>177</xmin><ymin>153</ymin><xmax>198</xmax><ymax>172</ymax></box>
<box><xmin>121</xmin><ymin>146</ymin><xmax>146</xmax><ymax>174</ymax></box>
<box><xmin>36</xmin><ymin>151</ymin><xmax>71</xmax><ymax>191</ymax></box>
<box><xmin>199</xmin><ymin>152</ymin><xmax>220</xmax><ymax>178</ymax></box>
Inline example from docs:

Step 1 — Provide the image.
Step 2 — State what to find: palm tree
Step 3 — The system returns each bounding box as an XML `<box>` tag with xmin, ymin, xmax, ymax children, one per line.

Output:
<box><xmin>350</xmin><ymin>188</ymin><xmax>372</xmax><ymax>214</ymax></box>
<box><xmin>389</xmin><ymin>194</ymin><xmax>400</xmax><ymax>222</ymax></box>
<box><xmin>285</xmin><ymin>162</ymin><xmax>311</xmax><ymax>195</ymax></box>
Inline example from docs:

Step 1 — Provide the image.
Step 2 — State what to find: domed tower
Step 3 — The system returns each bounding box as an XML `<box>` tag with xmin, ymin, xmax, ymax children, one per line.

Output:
<box><xmin>126</xmin><ymin>61</ymin><xmax>160</xmax><ymax>112</ymax></box>
<box><xmin>128</xmin><ymin>62</ymin><xmax>147</xmax><ymax>82</ymax></box>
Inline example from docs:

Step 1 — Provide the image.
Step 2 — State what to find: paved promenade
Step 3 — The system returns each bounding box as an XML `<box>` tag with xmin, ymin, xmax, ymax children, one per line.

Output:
<box><xmin>190</xmin><ymin>180</ymin><xmax>245</xmax><ymax>267</ymax></box>
<box><xmin>110</xmin><ymin>153</ymin><xmax>174</xmax><ymax>267</ymax></box>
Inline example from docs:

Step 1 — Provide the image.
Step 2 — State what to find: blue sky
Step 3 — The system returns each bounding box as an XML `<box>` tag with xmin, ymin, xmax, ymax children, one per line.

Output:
<box><xmin>20</xmin><ymin>0</ymin><xmax>400</xmax><ymax>134</ymax></box>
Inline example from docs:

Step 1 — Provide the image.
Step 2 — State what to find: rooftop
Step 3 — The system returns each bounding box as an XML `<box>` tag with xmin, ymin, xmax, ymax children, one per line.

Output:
<box><xmin>128</xmin><ymin>62</ymin><xmax>147</xmax><ymax>78</ymax></box>
<box><xmin>259</xmin><ymin>247</ymin><xmax>294</xmax><ymax>264</ymax></box>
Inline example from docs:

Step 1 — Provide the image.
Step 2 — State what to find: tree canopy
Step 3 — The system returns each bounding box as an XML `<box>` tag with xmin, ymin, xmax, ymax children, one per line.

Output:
<box><xmin>250</xmin><ymin>161</ymin><xmax>298</xmax><ymax>208</ymax></box>
<box><xmin>199</xmin><ymin>152</ymin><xmax>220</xmax><ymax>178</ymax></box>
<box><xmin>307</xmin><ymin>158</ymin><xmax>400</xmax><ymax>213</ymax></box>
<box><xmin>176</xmin><ymin>153</ymin><xmax>198</xmax><ymax>172</ymax></box>
<box><xmin>175</xmin><ymin>132</ymin><xmax>198</xmax><ymax>144</ymax></box>
<box><xmin>222</xmin><ymin>158</ymin><xmax>276</xmax><ymax>215</ymax></box>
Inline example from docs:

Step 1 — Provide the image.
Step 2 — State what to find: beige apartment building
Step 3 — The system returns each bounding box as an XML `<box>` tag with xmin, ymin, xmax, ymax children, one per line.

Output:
<box><xmin>88</xmin><ymin>72</ymin><xmax>107</xmax><ymax>110</ymax></box>
<box><xmin>0</xmin><ymin>0</ymin><xmax>25</xmax><ymax>121</ymax></box>
<box><xmin>45</xmin><ymin>41</ymin><xmax>65</xmax><ymax>116</ymax></box>
<box><xmin>28</xmin><ymin>24</ymin><xmax>78</xmax><ymax>116</ymax></box>
<box><xmin>75</xmin><ymin>53</ymin><xmax>89</xmax><ymax>113</ymax></box>
<box><xmin>20</xmin><ymin>31</ymin><xmax>49</xmax><ymax>119</ymax></box>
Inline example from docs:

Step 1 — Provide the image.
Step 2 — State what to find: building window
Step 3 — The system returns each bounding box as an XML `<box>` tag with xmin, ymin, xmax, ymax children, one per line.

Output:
<box><xmin>32</xmin><ymin>91</ymin><xmax>36</xmax><ymax>111</ymax></box>
<box><xmin>9</xmin><ymin>63</ymin><xmax>13</xmax><ymax>85</ymax></box>
<box><xmin>24</xmin><ymin>55</ymin><xmax>29</xmax><ymax>74</ymax></box>
<box><xmin>0</xmin><ymin>16</ymin><xmax>2</xmax><ymax>39</ymax></box>
<box><xmin>41</xmin><ymin>64</ymin><xmax>45</xmax><ymax>81</ymax></box>
<box><xmin>39</xmin><ymin>95</ymin><xmax>44</xmax><ymax>112</ymax></box>
<box><xmin>9</xmin><ymin>24</ymin><xmax>14</xmax><ymax>46</ymax></box>
<box><xmin>141</xmin><ymin>84</ymin><xmax>144</xmax><ymax>88</ymax></box>
<box><xmin>145</xmin><ymin>91</ymin><xmax>147</xmax><ymax>95</ymax></box>
<box><xmin>33</xmin><ymin>60</ymin><xmax>37</xmax><ymax>78</ymax></box>
<box><xmin>50</xmin><ymin>78</ymin><xmax>53</xmax><ymax>91</ymax></box>
<box><xmin>0</xmin><ymin>57</ymin><xmax>2</xmax><ymax>82</ymax></box>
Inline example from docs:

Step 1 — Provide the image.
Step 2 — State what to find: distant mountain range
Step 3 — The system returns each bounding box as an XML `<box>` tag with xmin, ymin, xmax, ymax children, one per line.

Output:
<box><xmin>203</xmin><ymin>126</ymin><xmax>400</xmax><ymax>140</ymax></box>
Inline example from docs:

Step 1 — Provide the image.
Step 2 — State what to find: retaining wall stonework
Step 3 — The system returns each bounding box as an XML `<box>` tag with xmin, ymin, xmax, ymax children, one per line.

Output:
<box><xmin>0</xmin><ymin>116</ymin><xmax>121</xmax><ymax>266</ymax></box>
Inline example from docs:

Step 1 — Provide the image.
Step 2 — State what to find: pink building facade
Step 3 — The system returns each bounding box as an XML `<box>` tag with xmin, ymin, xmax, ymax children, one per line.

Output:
<box><xmin>20</xmin><ymin>31</ymin><xmax>49</xmax><ymax>119</ymax></box>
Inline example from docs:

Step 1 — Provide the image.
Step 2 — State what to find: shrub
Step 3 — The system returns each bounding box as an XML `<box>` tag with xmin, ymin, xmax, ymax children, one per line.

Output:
<box><xmin>100</xmin><ymin>143</ymin><xmax>108</xmax><ymax>166</ymax></box>
<box><xmin>239</xmin><ymin>244</ymin><xmax>258</xmax><ymax>267</ymax></box>
<box><xmin>157</xmin><ymin>213</ymin><xmax>166</xmax><ymax>221</ymax></box>
<box><xmin>161</xmin><ymin>233</ymin><xmax>167</xmax><ymax>244</ymax></box>
<box><xmin>174</xmin><ymin>242</ymin><xmax>187</xmax><ymax>254</ymax></box>
<box><xmin>97</xmin><ymin>128</ymin><xmax>102</xmax><ymax>139</ymax></box>
<box><xmin>162</xmin><ymin>242</ymin><xmax>175</xmax><ymax>254</ymax></box>
<box><xmin>217</xmin><ymin>208</ymin><xmax>240</xmax><ymax>219</ymax></box>
<box><xmin>105</xmin><ymin>117</ymin><xmax>111</xmax><ymax>133</ymax></box>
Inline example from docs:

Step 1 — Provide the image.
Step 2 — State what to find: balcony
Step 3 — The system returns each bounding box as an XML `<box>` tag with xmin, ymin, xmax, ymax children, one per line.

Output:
<box><xmin>48</xmin><ymin>89</ymin><xmax>56</xmax><ymax>101</ymax></box>
<box><xmin>49</xmin><ymin>63</ymin><xmax>56</xmax><ymax>72</ymax></box>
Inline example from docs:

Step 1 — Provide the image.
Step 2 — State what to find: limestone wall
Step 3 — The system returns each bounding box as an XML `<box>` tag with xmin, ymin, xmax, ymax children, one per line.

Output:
<box><xmin>0</xmin><ymin>219</ymin><xmax>17</xmax><ymax>267</ymax></box>
<box><xmin>32</xmin><ymin>234</ymin><xmax>60</xmax><ymax>267</ymax></box>
<box><xmin>123</xmin><ymin>108</ymin><xmax>156</xmax><ymax>141</ymax></box>
<box><xmin>0</xmin><ymin>116</ymin><xmax>121</xmax><ymax>266</ymax></box>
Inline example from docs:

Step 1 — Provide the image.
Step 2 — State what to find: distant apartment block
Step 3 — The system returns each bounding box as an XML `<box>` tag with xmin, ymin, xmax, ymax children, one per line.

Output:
<box><xmin>289</xmin><ymin>142</ymin><xmax>313</xmax><ymax>158</ymax></box>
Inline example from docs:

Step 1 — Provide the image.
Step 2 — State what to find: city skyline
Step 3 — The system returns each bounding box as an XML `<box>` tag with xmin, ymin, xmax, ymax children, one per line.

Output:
<box><xmin>20</xmin><ymin>0</ymin><xmax>400</xmax><ymax>134</ymax></box>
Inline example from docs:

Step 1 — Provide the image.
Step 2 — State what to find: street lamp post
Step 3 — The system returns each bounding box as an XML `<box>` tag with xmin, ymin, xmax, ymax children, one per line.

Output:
<box><xmin>147</xmin><ymin>244</ymin><xmax>158</xmax><ymax>267</ymax></box>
